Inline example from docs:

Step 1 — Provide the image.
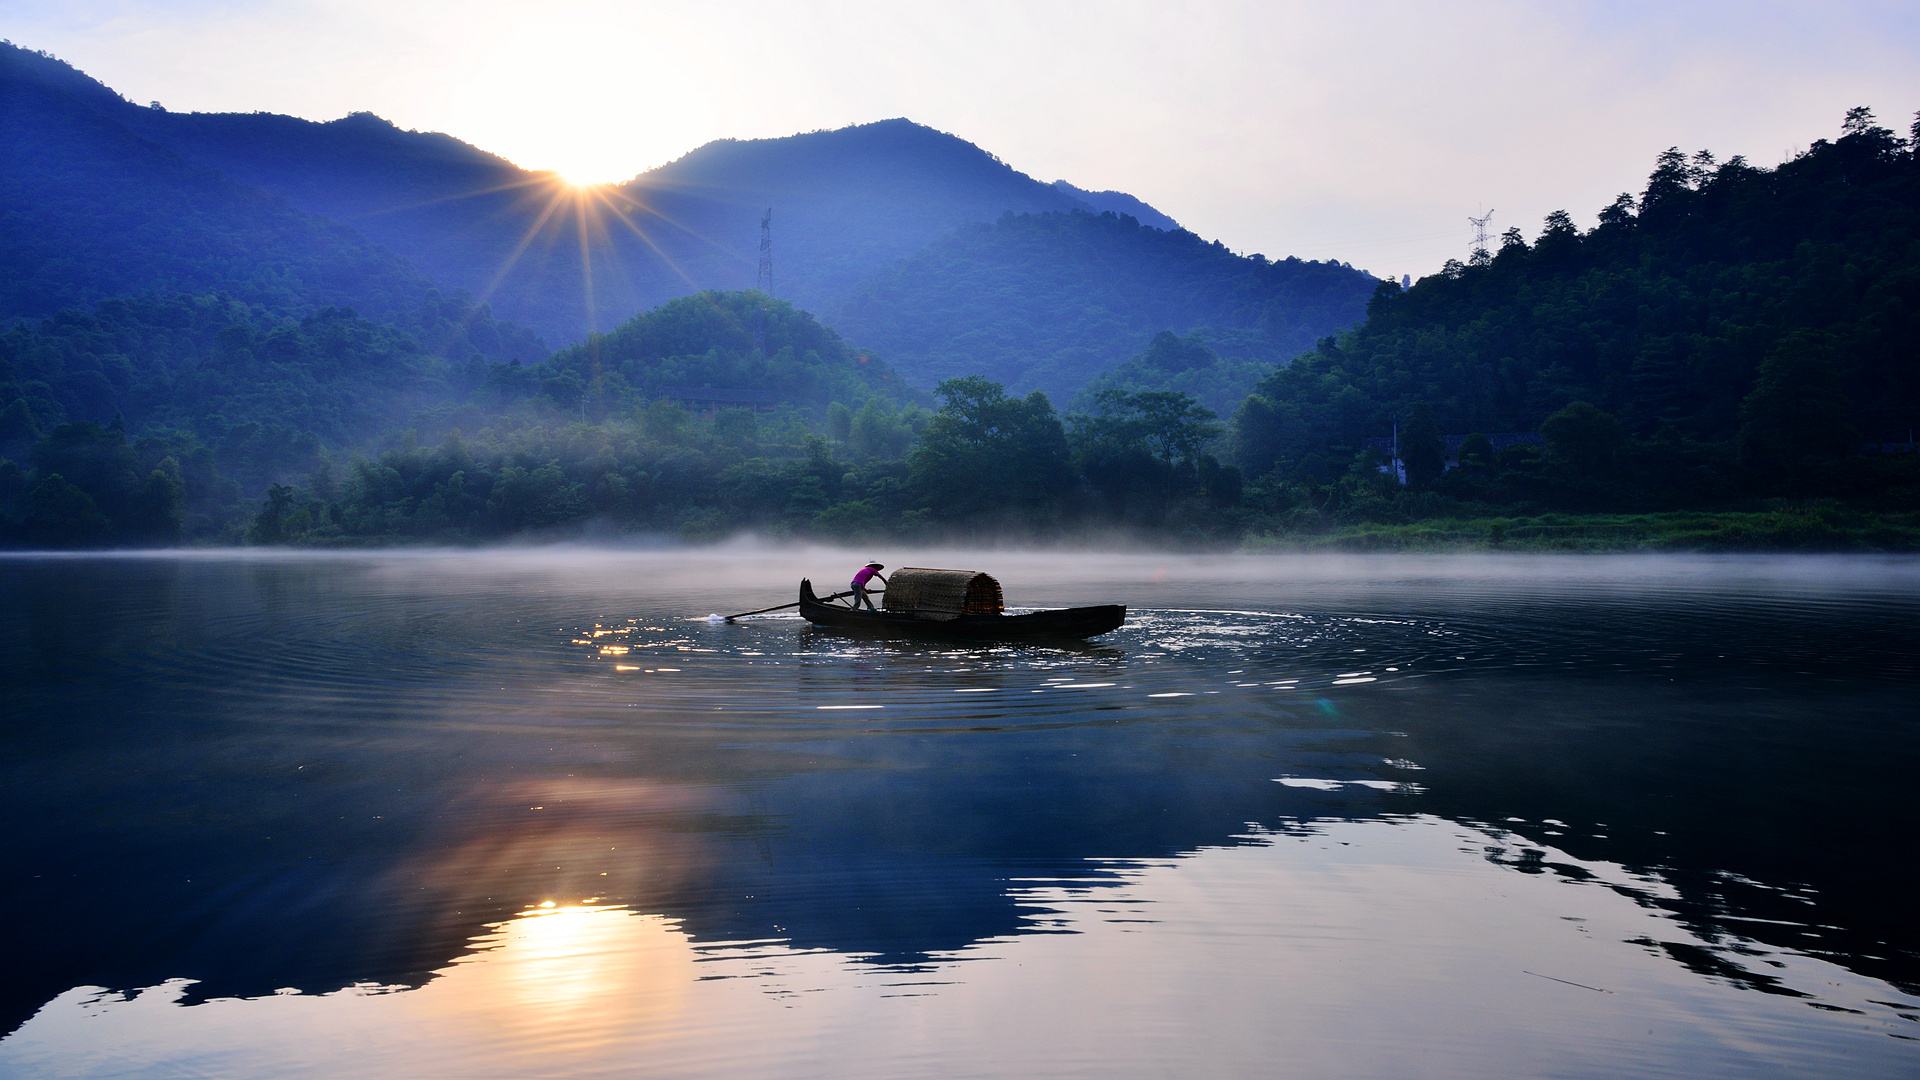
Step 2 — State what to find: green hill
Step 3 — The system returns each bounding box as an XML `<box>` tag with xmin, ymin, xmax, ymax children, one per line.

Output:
<box><xmin>525</xmin><ymin>290</ymin><xmax>911</xmax><ymax>415</ymax></box>
<box><xmin>1236</xmin><ymin>108</ymin><xmax>1920</xmax><ymax>510</ymax></box>
<box><xmin>0</xmin><ymin>290</ymin><xmax>915</xmax><ymax>546</ymax></box>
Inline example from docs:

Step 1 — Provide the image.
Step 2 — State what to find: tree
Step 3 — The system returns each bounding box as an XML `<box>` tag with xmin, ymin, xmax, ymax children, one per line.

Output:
<box><xmin>1366</xmin><ymin>279</ymin><xmax>1402</xmax><ymax>318</ymax></box>
<box><xmin>1198</xmin><ymin>455</ymin><xmax>1242</xmax><ymax>506</ymax></box>
<box><xmin>0</xmin><ymin>399</ymin><xmax>41</xmax><ymax>455</ymax></box>
<box><xmin>1836</xmin><ymin>105</ymin><xmax>1902</xmax><ymax>162</ymax></box>
<box><xmin>22</xmin><ymin>474</ymin><xmax>109</xmax><ymax>545</ymax></box>
<box><xmin>1071</xmin><ymin>389</ymin><xmax>1221</xmax><ymax>515</ymax></box>
<box><xmin>249</xmin><ymin>483</ymin><xmax>301</xmax><ymax>544</ymax></box>
<box><xmin>909</xmin><ymin>377</ymin><xmax>1072</xmax><ymax>522</ymax></box>
<box><xmin>1082</xmin><ymin>389</ymin><xmax>1220</xmax><ymax>471</ymax></box>
<box><xmin>133</xmin><ymin>457</ymin><xmax>185</xmax><ymax>543</ymax></box>
<box><xmin>1597</xmin><ymin>192</ymin><xmax>1637</xmax><ymax>228</ymax></box>
<box><xmin>1398</xmin><ymin>405</ymin><xmax>1445</xmax><ymax>488</ymax></box>
<box><xmin>1737</xmin><ymin>334</ymin><xmax>1854</xmax><ymax>490</ymax></box>
<box><xmin>1541</xmin><ymin>402</ymin><xmax>1624</xmax><ymax>477</ymax></box>
<box><xmin>1456</xmin><ymin>433</ymin><xmax>1496</xmax><ymax>471</ymax></box>
<box><xmin>1642</xmin><ymin>147</ymin><xmax>1692</xmax><ymax>213</ymax></box>
<box><xmin>1688</xmin><ymin>149</ymin><xmax>1718</xmax><ymax>187</ymax></box>
<box><xmin>1231</xmin><ymin>394</ymin><xmax>1287</xmax><ymax>479</ymax></box>
<box><xmin>1534</xmin><ymin>210</ymin><xmax>1580</xmax><ymax>261</ymax></box>
<box><xmin>488</xmin><ymin>463</ymin><xmax>587</xmax><ymax>529</ymax></box>
<box><xmin>1136</xmin><ymin>331</ymin><xmax>1215</xmax><ymax>373</ymax></box>
<box><xmin>850</xmin><ymin>400</ymin><xmax>913</xmax><ymax>460</ymax></box>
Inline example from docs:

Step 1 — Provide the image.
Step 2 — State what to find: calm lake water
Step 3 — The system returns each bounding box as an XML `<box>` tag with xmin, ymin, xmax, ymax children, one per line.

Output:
<box><xmin>0</xmin><ymin>548</ymin><xmax>1916</xmax><ymax>1078</ymax></box>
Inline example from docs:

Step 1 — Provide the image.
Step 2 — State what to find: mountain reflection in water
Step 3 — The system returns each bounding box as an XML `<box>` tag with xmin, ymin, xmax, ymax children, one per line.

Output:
<box><xmin>0</xmin><ymin>550</ymin><xmax>1915</xmax><ymax>1077</ymax></box>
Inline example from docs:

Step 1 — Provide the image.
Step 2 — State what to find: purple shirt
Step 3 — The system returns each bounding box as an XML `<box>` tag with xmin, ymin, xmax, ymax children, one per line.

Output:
<box><xmin>852</xmin><ymin>566</ymin><xmax>879</xmax><ymax>588</ymax></box>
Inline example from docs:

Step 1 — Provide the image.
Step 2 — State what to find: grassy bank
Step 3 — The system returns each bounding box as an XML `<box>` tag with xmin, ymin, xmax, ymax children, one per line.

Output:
<box><xmin>1246</xmin><ymin>506</ymin><xmax>1920</xmax><ymax>553</ymax></box>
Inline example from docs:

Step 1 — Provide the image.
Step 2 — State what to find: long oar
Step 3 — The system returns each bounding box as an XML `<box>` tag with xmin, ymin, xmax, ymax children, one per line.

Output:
<box><xmin>722</xmin><ymin>591</ymin><xmax>854</xmax><ymax>623</ymax></box>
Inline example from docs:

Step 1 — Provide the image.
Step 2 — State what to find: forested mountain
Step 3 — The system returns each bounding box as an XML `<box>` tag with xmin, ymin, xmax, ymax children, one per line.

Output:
<box><xmin>2</xmin><ymin>43</ymin><xmax>1225</xmax><ymax>365</ymax></box>
<box><xmin>0</xmin><ymin>289</ymin><xmax>910</xmax><ymax>546</ymax></box>
<box><xmin>631</xmin><ymin>119</ymin><xmax>1096</xmax><ymax>312</ymax></box>
<box><xmin>0</xmin><ymin>293</ymin><xmax>512</xmax><ymax>539</ymax></box>
<box><xmin>1235</xmin><ymin>108</ymin><xmax>1920</xmax><ymax>512</ymax></box>
<box><xmin>0</xmin><ymin>44</ymin><xmax>536</xmax><ymax>361</ymax></box>
<box><xmin>5</xmin><ymin>34</ymin><xmax>1912</xmax><ymax>550</ymax></box>
<box><xmin>834</xmin><ymin>210</ymin><xmax>1378</xmax><ymax>401</ymax></box>
<box><xmin>148</xmin><ymin>113</ymin><xmax>1146</xmax><ymax>346</ymax></box>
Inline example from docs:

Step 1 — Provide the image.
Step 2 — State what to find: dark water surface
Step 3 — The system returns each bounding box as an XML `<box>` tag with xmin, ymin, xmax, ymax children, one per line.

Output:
<box><xmin>1</xmin><ymin>549</ymin><xmax>1916</xmax><ymax>1077</ymax></box>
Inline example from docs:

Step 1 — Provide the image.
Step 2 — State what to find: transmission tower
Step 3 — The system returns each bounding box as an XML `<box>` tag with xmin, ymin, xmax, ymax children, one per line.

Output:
<box><xmin>756</xmin><ymin>208</ymin><xmax>773</xmax><ymax>296</ymax></box>
<box><xmin>1467</xmin><ymin>207</ymin><xmax>1496</xmax><ymax>256</ymax></box>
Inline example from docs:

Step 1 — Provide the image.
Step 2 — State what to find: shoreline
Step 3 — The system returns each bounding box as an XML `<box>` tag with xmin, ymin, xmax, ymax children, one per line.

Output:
<box><xmin>1251</xmin><ymin>508</ymin><xmax>1920</xmax><ymax>553</ymax></box>
<box><xmin>4</xmin><ymin>510</ymin><xmax>1920</xmax><ymax>560</ymax></box>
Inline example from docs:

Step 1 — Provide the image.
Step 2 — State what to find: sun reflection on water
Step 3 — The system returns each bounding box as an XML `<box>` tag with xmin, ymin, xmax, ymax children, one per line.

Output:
<box><xmin>494</xmin><ymin>902</ymin><xmax>648</xmax><ymax>1015</ymax></box>
<box><xmin>430</xmin><ymin>901</ymin><xmax>695</xmax><ymax>1052</ymax></box>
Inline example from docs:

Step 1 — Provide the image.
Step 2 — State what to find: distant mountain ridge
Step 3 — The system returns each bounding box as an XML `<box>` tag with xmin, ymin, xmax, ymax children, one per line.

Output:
<box><xmin>1</xmin><ymin>41</ymin><xmax>1373</xmax><ymax>402</ymax></box>
<box><xmin>0</xmin><ymin>43</ymin><xmax>543</xmax><ymax>365</ymax></box>
<box><xmin>835</xmin><ymin>210</ymin><xmax>1376</xmax><ymax>402</ymax></box>
<box><xmin>1</xmin><ymin>41</ymin><xmax>1187</xmax><ymax>340</ymax></box>
<box><xmin>629</xmin><ymin>119</ymin><xmax>1091</xmax><ymax>311</ymax></box>
<box><xmin>1051</xmin><ymin>180</ymin><xmax>1181</xmax><ymax>231</ymax></box>
<box><xmin>0</xmin><ymin>47</ymin><xmax>433</xmax><ymax>325</ymax></box>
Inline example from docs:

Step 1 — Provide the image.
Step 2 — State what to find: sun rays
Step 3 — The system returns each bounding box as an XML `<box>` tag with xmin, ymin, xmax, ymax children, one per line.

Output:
<box><xmin>441</xmin><ymin>171</ymin><xmax>745</xmax><ymax>346</ymax></box>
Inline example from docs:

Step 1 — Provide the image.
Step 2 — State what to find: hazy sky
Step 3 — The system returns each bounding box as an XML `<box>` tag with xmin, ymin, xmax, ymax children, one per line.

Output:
<box><xmin>11</xmin><ymin>1</ymin><xmax>1920</xmax><ymax>275</ymax></box>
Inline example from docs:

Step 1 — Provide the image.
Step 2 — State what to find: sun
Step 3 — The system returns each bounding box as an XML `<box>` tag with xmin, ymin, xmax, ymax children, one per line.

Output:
<box><xmin>547</xmin><ymin>154</ymin><xmax>633</xmax><ymax>189</ymax></box>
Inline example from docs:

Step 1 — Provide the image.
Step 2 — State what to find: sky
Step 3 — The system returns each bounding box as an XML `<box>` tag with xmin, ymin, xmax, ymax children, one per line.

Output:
<box><xmin>9</xmin><ymin>0</ymin><xmax>1920</xmax><ymax>276</ymax></box>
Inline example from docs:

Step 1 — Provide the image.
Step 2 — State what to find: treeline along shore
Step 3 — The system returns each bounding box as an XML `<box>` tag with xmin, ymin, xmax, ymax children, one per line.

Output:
<box><xmin>2</xmin><ymin>86</ymin><xmax>1917</xmax><ymax>551</ymax></box>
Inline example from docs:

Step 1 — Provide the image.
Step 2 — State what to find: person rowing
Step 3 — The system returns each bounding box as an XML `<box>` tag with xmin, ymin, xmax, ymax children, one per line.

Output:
<box><xmin>850</xmin><ymin>561</ymin><xmax>887</xmax><ymax>611</ymax></box>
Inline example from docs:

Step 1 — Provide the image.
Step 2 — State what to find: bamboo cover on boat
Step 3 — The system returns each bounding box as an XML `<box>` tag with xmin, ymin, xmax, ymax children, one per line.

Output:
<box><xmin>882</xmin><ymin>568</ymin><xmax>1004</xmax><ymax>617</ymax></box>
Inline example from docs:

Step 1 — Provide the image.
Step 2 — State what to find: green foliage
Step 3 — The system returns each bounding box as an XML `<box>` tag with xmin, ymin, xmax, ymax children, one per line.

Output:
<box><xmin>1246</xmin><ymin>505</ymin><xmax>1920</xmax><ymax>553</ymax></box>
<box><xmin>22</xmin><ymin>473</ymin><xmax>109</xmax><ymax>546</ymax></box>
<box><xmin>532</xmin><ymin>291</ymin><xmax>907</xmax><ymax>418</ymax></box>
<box><xmin>908</xmin><ymin>377</ymin><xmax>1074</xmax><ymax>527</ymax></box>
<box><xmin>5</xmin><ymin>84</ymin><xmax>1918</xmax><ymax>551</ymax></box>
<box><xmin>1076</xmin><ymin>388</ymin><xmax>1220</xmax><ymax>471</ymax></box>
<box><xmin>1236</xmin><ymin>108</ymin><xmax>1920</xmax><ymax>515</ymax></box>
<box><xmin>1540</xmin><ymin>402</ymin><xmax>1624</xmax><ymax>473</ymax></box>
<box><xmin>1737</xmin><ymin>332</ymin><xmax>1856</xmax><ymax>491</ymax></box>
<box><xmin>1456</xmin><ymin>433</ymin><xmax>1495</xmax><ymax>470</ymax></box>
<box><xmin>233</xmin><ymin>371</ymin><xmax>1252</xmax><ymax>545</ymax></box>
<box><xmin>5</xmin><ymin>423</ymin><xmax>183</xmax><ymax>545</ymax></box>
<box><xmin>1078</xmin><ymin>331</ymin><xmax>1278</xmax><ymax>418</ymax></box>
<box><xmin>0</xmin><ymin>295</ymin><xmax>467</xmax><ymax>463</ymax></box>
<box><xmin>1398</xmin><ymin>405</ymin><xmax>1445</xmax><ymax>488</ymax></box>
<box><xmin>0</xmin><ymin>292</ymin><xmax>502</xmax><ymax>541</ymax></box>
<box><xmin>1070</xmin><ymin>388</ymin><xmax>1231</xmax><ymax>519</ymax></box>
<box><xmin>0</xmin><ymin>290</ymin><xmax>919</xmax><ymax>546</ymax></box>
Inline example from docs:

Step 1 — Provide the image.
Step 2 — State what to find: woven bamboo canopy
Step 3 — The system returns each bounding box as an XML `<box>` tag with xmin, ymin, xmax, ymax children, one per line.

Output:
<box><xmin>882</xmin><ymin>568</ymin><xmax>1004</xmax><ymax>618</ymax></box>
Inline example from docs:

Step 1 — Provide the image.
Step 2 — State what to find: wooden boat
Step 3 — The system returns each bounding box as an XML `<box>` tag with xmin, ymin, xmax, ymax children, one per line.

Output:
<box><xmin>799</xmin><ymin>568</ymin><xmax>1124</xmax><ymax>641</ymax></box>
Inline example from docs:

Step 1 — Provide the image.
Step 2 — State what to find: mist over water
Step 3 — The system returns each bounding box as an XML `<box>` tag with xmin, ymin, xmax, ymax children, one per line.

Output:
<box><xmin>1</xmin><ymin>548</ymin><xmax>1916</xmax><ymax>1077</ymax></box>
